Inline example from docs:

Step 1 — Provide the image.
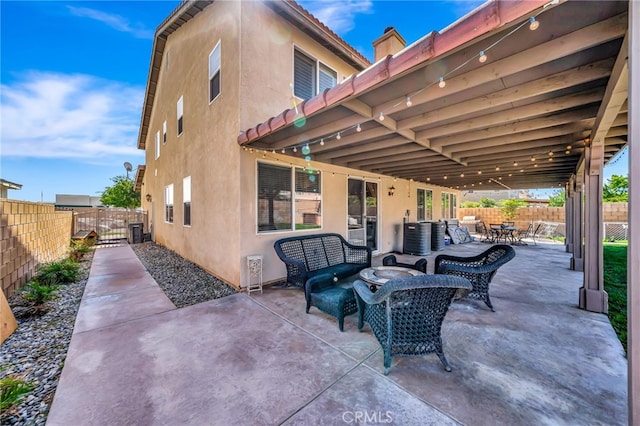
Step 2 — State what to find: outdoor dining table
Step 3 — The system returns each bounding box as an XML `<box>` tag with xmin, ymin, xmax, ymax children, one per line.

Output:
<box><xmin>358</xmin><ymin>266</ymin><xmax>425</xmax><ymax>292</ymax></box>
<box><xmin>490</xmin><ymin>225</ymin><xmax>519</xmax><ymax>244</ymax></box>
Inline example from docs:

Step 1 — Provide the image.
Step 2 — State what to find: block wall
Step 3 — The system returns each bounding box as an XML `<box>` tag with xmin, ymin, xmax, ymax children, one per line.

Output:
<box><xmin>1</xmin><ymin>199</ymin><xmax>73</xmax><ymax>297</ymax></box>
<box><xmin>459</xmin><ymin>202</ymin><xmax>628</xmax><ymax>227</ymax></box>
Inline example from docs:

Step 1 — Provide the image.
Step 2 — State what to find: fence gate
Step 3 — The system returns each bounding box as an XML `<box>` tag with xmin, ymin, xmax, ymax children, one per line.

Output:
<box><xmin>72</xmin><ymin>208</ymin><xmax>147</xmax><ymax>244</ymax></box>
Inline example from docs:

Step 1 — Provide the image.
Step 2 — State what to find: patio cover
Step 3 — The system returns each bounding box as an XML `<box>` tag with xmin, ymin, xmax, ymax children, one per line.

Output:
<box><xmin>238</xmin><ymin>0</ymin><xmax>628</xmax><ymax>192</ymax></box>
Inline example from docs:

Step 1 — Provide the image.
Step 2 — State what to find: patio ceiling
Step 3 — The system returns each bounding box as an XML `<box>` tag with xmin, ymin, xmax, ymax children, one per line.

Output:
<box><xmin>239</xmin><ymin>0</ymin><xmax>629</xmax><ymax>191</ymax></box>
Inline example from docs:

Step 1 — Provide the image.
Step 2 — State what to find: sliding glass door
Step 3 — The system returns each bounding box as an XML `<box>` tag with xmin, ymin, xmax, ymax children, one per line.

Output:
<box><xmin>347</xmin><ymin>178</ymin><xmax>378</xmax><ymax>251</ymax></box>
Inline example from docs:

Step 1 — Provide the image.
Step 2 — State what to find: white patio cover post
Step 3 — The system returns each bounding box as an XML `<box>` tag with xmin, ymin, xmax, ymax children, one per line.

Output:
<box><xmin>628</xmin><ymin>0</ymin><xmax>639</xmax><ymax>423</ymax></box>
<box><xmin>579</xmin><ymin>145</ymin><xmax>607</xmax><ymax>313</ymax></box>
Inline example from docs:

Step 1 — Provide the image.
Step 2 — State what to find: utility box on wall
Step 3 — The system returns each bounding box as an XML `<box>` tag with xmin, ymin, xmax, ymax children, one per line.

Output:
<box><xmin>128</xmin><ymin>223</ymin><xmax>144</xmax><ymax>244</ymax></box>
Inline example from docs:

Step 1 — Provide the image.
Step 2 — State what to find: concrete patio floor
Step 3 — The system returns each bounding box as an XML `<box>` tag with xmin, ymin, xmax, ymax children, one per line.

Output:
<box><xmin>46</xmin><ymin>241</ymin><xmax>628</xmax><ymax>425</ymax></box>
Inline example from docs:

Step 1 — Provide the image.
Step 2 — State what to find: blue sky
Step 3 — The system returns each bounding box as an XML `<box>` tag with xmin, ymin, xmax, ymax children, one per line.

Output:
<box><xmin>0</xmin><ymin>1</ymin><xmax>628</xmax><ymax>202</ymax></box>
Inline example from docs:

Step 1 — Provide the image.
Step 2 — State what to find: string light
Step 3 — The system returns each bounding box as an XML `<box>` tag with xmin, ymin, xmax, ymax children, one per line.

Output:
<box><xmin>520</xmin><ymin>169</ymin><xmax>524</xmax><ymax>172</ymax></box>
<box><xmin>565</xmin><ymin>150</ymin><xmax>570</xmax><ymax>155</ymax></box>
<box><xmin>534</xmin><ymin>164</ymin><xmax>538</xmax><ymax>168</ymax></box>
<box><xmin>254</xmin><ymin>9</ymin><xmax>551</xmax><ymax>163</ymax></box>
<box><xmin>513</xmin><ymin>161</ymin><xmax>518</xmax><ymax>167</ymax></box>
<box><xmin>548</xmin><ymin>157</ymin><xmax>553</xmax><ymax>162</ymax></box>
<box><xmin>495</xmin><ymin>166</ymin><xmax>500</xmax><ymax>171</ymax></box>
<box><xmin>272</xmin><ymin>149</ymin><xmax>276</xmax><ymax>154</ymax></box>
<box><xmin>443</xmin><ymin>175</ymin><xmax>447</xmax><ymax>180</ymax></box>
<box><xmin>530</xmin><ymin>156</ymin><xmax>536</xmax><ymax>161</ymax></box>
<box><xmin>477</xmin><ymin>170</ymin><xmax>482</xmax><ymax>175</ymax></box>
<box><xmin>548</xmin><ymin>151</ymin><xmax>553</xmax><ymax>156</ymax></box>
<box><xmin>460</xmin><ymin>173</ymin><xmax>464</xmax><ymax>178</ymax></box>
<box><xmin>566</xmin><ymin>145</ymin><xmax>572</xmax><ymax>150</ymax></box>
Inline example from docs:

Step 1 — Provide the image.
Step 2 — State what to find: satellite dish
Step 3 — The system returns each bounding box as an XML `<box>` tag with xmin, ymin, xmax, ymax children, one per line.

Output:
<box><xmin>124</xmin><ymin>162</ymin><xmax>133</xmax><ymax>172</ymax></box>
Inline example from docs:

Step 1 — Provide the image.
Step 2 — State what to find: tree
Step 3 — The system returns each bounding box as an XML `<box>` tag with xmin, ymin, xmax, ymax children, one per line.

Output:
<box><xmin>479</xmin><ymin>197</ymin><xmax>497</xmax><ymax>208</ymax></box>
<box><xmin>100</xmin><ymin>175</ymin><xmax>140</xmax><ymax>209</ymax></box>
<box><xmin>603</xmin><ymin>174</ymin><xmax>628</xmax><ymax>202</ymax></box>
<box><xmin>548</xmin><ymin>189</ymin><xmax>565</xmax><ymax>207</ymax></box>
<box><xmin>461</xmin><ymin>201</ymin><xmax>480</xmax><ymax>208</ymax></box>
<box><xmin>500</xmin><ymin>198</ymin><xmax>527</xmax><ymax>221</ymax></box>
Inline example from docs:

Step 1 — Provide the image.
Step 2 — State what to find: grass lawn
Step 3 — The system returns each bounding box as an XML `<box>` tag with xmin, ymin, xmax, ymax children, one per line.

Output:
<box><xmin>603</xmin><ymin>243</ymin><xmax>627</xmax><ymax>353</ymax></box>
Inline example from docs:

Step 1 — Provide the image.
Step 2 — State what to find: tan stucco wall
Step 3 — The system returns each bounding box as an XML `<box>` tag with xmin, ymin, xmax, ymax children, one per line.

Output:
<box><xmin>0</xmin><ymin>200</ymin><xmax>72</xmax><ymax>296</ymax></box>
<box><xmin>141</xmin><ymin>1</ymin><xmax>461</xmax><ymax>288</ymax></box>
<box><xmin>141</xmin><ymin>1</ymin><xmax>242</xmax><ymax>285</ymax></box>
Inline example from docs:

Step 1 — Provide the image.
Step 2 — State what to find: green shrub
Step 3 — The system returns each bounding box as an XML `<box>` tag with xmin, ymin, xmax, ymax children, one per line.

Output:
<box><xmin>0</xmin><ymin>375</ymin><xmax>35</xmax><ymax>411</ymax></box>
<box><xmin>460</xmin><ymin>201</ymin><xmax>480</xmax><ymax>208</ymax></box>
<box><xmin>36</xmin><ymin>259</ymin><xmax>80</xmax><ymax>285</ymax></box>
<box><xmin>69</xmin><ymin>240</ymin><xmax>91</xmax><ymax>261</ymax></box>
<box><xmin>23</xmin><ymin>281</ymin><xmax>59</xmax><ymax>305</ymax></box>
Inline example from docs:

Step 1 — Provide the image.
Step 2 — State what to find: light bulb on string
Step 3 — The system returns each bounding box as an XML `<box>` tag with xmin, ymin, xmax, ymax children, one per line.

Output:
<box><xmin>548</xmin><ymin>157</ymin><xmax>553</xmax><ymax>162</ymax></box>
<box><xmin>530</xmin><ymin>156</ymin><xmax>536</xmax><ymax>161</ymax></box>
<box><xmin>479</xmin><ymin>51</ymin><xmax>487</xmax><ymax>63</ymax></box>
<box><xmin>378</xmin><ymin>112</ymin><xmax>385</xmax><ymax>121</ymax></box>
<box><xmin>513</xmin><ymin>161</ymin><xmax>518</xmax><ymax>167</ymax></box>
<box><xmin>565</xmin><ymin>150</ymin><xmax>570</xmax><ymax>155</ymax></box>
<box><xmin>548</xmin><ymin>151</ymin><xmax>553</xmax><ymax>156</ymax></box>
<box><xmin>495</xmin><ymin>166</ymin><xmax>500</xmax><ymax>171</ymax></box>
<box><xmin>534</xmin><ymin>164</ymin><xmax>538</xmax><ymax>168</ymax></box>
<box><xmin>460</xmin><ymin>173</ymin><xmax>464</xmax><ymax>178</ymax></box>
<box><xmin>356</xmin><ymin>123</ymin><xmax>362</xmax><ymax>132</ymax></box>
<box><xmin>281</xmin><ymin>148</ymin><xmax>285</xmax><ymax>154</ymax></box>
<box><xmin>529</xmin><ymin>16</ymin><xmax>540</xmax><ymax>31</ymax></box>
<box><xmin>405</xmin><ymin>96</ymin><xmax>412</xmax><ymax>107</ymax></box>
<box><xmin>438</xmin><ymin>77</ymin><xmax>446</xmax><ymax>88</ymax></box>
<box><xmin>272</xmin><ymin>149</ymin><xmax>276</xmax><ymax>154</ymax></box>
<box><xmin>293</xmin><ymin>146</ymin><xmax>297</xmax><ymax>153</ymax></box>
<box><xmin>477</xmin><ymin>170</ymin><xmax>482</xmax><ymax>175</ymax></box>
<box><xmin>566</xmin><ymin>145</ymin><xmax>572</xmax><ymax>150</ymax></box>
<box><xmin>336</xmin><ymin>132</ymin><xmax>341</xmax><ymax>140</ymax></box>
<box><xmin>443</xmin><ymin>175</ymin><xmax>447</xmax><ymax>180</ymax></box>
<box><xmin>320</xmin><ymin>138</ymin><xmax>325</xmax><ymax>146</ymax></box>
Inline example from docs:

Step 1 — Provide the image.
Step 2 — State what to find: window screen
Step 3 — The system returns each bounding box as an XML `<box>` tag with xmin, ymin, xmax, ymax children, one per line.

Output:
<box><xmin>183</xmin><ymin>177</ymin><xmax>191</xmax><ymax>226</ymax></box>
<box><xmin>319</xmin><ymin>63</ymin><xmax>337</xmax><ymax>93</ymax></box>
<box><xmin>294</xmin><ymin>50</ymin><xmax>316</xmax><ymax>100</ymax></box>
<box><xmin>258</xmin><ymin>163</ymin><xmax>292</xmax><ymax>232</ymax></box>
<box><xmin>165</xmin><ymin>184</ymin><xmax>174</xmax><ymax>223</ymax></box>
<box><xmin>155</xmin><ymin>131</ymin><xmax>160</xmax><ymax>160</ymax></box>
<box><xmin>177</xmin><ymin>96</ymin><xmax>184</xmax><ymax>135</ymax></box>
<box><xmin>295</xmin><ymin>168</ymin><xmax>321</xmax><ymax>230</ymax></box>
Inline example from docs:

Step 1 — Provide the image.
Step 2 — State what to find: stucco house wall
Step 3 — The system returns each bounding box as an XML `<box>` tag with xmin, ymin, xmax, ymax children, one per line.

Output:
<box><xmin>142</xmin><ymin>1</ymin><xmax>460</xmax><ymax>289</ymax></box>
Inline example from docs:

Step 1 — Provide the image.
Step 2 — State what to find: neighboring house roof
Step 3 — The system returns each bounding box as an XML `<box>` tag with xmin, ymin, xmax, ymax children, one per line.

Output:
<box><xmin>0</xmin><ymin>179</ymin><xmax>22</xmax><ymax>191</ymax></box>
<box><xmin>237</xmin><ymin>0</ymin><xmax>628</xmax><ymax>190</ymax></box>
<box><xmin>137</xmin><ymin>0</ymin><xmax>370</xmax><ymax>150</ymax></box>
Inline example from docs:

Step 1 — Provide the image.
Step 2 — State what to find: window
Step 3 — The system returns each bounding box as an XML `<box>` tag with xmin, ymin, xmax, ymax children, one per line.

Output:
<box><xmin>319</xmin><ymin>63</ymin><xmax>337</xmax><ymax>93</ymax></box>
<box><xmin>183</xmin><ymin>177</ymin><xmax>191</xmax><ymax>226</ymax></box>
<box><xmin>293</xmin><ymin>49</ymin><xmax>337</xmax><ymax>100</ymax></box>
<box><xmin>177</xmin><ymin>96</ymin><xmax>184</xmax><ymax>136</ymax></box>
<box><xmin>164</xmin><ymin>184</ymin><xmax>174</xmax><ymax>223</ymax></box>
<box><xmin>155</xmin><ymin>131</ymin><xmax>160</xmax><ymax>159</ymax></box>
<box><xmin>257</xmin><ymin>162</ymin><xmax>322</xmax><ymax>233</ymax></box>
<box><xmin>417</xmin><ymin>189</ymin><xmax>433</xmax><ymax>221</ymax></box>
<box><xmin>162</xmin><ymin>121</ymin><xmax>167</xmax><ymax>144</ymax></box>
<box><xmin>441</xmin><ymin>192</ymin><xmax>456</xmax><ymax>219</ymax></box>
<box><xmin>441</xmin><ymin>192</ymin><xmax>450</xmax><ymax>219</ymax></box>
<box><xmin>209</xmin><ymin>42</ymin><xmax>221</xmax><ymax>103</ymax></box>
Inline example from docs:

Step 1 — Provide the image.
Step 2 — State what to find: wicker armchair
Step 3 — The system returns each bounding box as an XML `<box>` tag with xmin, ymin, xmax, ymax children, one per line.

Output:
<box><xmin>353</xmin><ymin>275</ymin><xmax>472</xmax><ymax>374</ymax></box>
<box><xmin>381</xmin><ymin>255</ymin><xmax>427</xmax><ymax>273</ymax></box>
<box><xmin>434</xmin><ymin>244</ymin><xmax>516</xmax><ymax>311</ymax></box>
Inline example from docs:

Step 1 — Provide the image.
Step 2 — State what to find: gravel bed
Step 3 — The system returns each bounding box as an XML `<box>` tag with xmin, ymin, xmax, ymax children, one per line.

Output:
<box><xmin>131</xmin><ymin>241</ymin><xmax>236</xmax><ymax>308</ymax></box>
<box><xmin>1</xmin><ymin>254</ymin><xmax>92</xmax><ymax>426</ymax></box>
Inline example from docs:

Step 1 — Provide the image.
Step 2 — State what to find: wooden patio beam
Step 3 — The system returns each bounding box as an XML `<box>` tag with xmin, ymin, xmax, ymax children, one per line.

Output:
<box><xmin>377</xmin><ymin>13</ymin><xmax>628</xmax><ymax>124</ymax></box>
<box><xmin>415</xmin><ymin>87</ymin><xmax>605</xmax><ymax>141</ymax></box>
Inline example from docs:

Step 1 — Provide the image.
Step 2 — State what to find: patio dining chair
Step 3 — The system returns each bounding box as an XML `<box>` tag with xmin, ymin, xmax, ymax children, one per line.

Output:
<box><xmin>353</xmin><ymin>274</ymin><xmax>472</xmax><ymax>374</ymax></box>
<box><xmin>434</xmin><ymin>244</ymin><xmax>515</xmax><ymax>311</ymax></box>
<box><xmin>476</xmin><ymin>221</ymin><xmax>496</xmax><ymax>243</ymax></box>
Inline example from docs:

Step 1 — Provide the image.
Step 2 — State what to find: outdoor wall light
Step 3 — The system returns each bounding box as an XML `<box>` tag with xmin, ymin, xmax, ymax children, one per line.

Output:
<box><xmin>146</xmin><ymin>194</ymin><xmax>152</xmax><ymax>202</ymax></box>
<box><xmin>388</xmin><ymin>186</ymin><xmax>395</xmax><ymax>196</ymax></box>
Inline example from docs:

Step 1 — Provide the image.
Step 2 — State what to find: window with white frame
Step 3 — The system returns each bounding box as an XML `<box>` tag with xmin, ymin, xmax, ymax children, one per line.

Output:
<box><xmin>162</xmin><ymin>121</ymin><xmax>167</xmax><ymax>144</ymax></box>
<box><xmin>183</xmin><ymin>176</ymin><xmax>191</xmax><ymax>226</ymax></box>
<box><xmin>209</xmin><ymin>42</ymin><xmax>221</xmax><ymax>103</ymax></box>
<box><xmin>165</xmin><ymin>184</ymin><xmax>174</xmax><ymax>223</ymax></box>
<box><xmin>441</xmin><ymin>192</ymin><xmax>450</xmax><ymax>219</ymax></box>
<box><xmin>440</xmin><ymin>192</ymin><xmax>456</xmax><ymax>219</ymax></box>
<box><xmin>293</xmin><ymin>49</ymin><xmax>337</xmax><ymax>100</ymax></box>
<box><xmin>177</xmin><ymin>96</ymin><xmax>184</xmax><ymax>136</ymax></box>
<box><xmin>155</xmin><ymin>131</ymin><xmax>160</xmax><ymax>159</ymax></box>
<box><xmin>417</xmin><ymin>188</ymin><xmax>433</xmax><ymax>221</ymax></box>
<box><xmin>257</xmin><ymin>162</ymin><xmax>322</xmax><ymax>232</ymax></box>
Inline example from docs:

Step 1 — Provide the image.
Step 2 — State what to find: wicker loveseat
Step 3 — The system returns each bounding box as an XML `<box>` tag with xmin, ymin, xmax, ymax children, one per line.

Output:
<box><xmin>273</xmin><ymin>233</ymin><xmax>371</xmax><ymax>289</ymax></box>
<box><xmin>274</xmin><ymin>233</ymin><xmax>371</xmax><ymax>331</ymax></box>
<box><xmin>353</xmin><ymin>274</ymin><xmax>472</xmax><ymax>374</ymax></box>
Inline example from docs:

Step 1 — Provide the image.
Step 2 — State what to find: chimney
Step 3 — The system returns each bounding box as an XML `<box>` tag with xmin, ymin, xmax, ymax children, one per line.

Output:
<box><xmin>372</xmin><ymin>26</ymin><xmax>406</xmax><ymax>62</ymax></box>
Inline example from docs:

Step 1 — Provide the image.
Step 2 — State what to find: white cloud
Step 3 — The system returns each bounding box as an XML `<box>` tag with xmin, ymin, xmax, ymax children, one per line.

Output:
<box><xmin>1</xmin><ymin>72</ymin><xmax>144</xmax><ymax>161</ymax></box>
<box><xmin>67</xmin><ymin>6</ymin><xmax>154</xmax><ymax>39</ymax></box>
<box><xmin>298</xmin><ymin>0</ymin><xmax>373</xmax><ymax>34</ymax></box>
